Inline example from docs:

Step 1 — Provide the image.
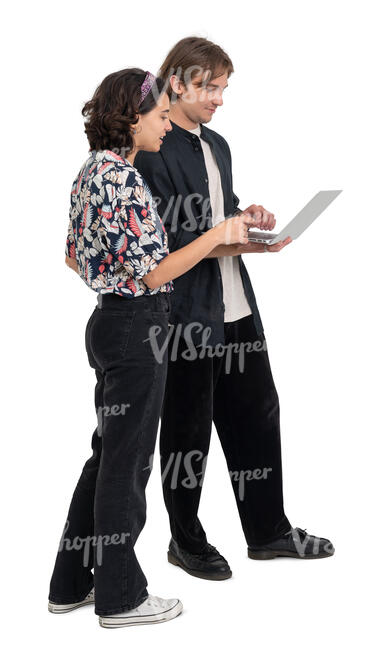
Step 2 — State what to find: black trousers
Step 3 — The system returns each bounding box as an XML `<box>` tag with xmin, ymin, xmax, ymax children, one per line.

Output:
<box><xmin>49</xmin><ymin>292</ymin><xmax>171</xmax><ymax>616</ymax></box>
<box><xmin>160</xmin><ymin>314</ymin><xmax>291</xmax><ymax>553</ymax></box>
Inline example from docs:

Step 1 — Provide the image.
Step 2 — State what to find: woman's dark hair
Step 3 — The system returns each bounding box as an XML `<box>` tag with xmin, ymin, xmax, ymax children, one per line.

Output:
<box><xmin>81</xmin><ymin>68</ymin><xmax>166</xmax><ymax>152</ymax></box>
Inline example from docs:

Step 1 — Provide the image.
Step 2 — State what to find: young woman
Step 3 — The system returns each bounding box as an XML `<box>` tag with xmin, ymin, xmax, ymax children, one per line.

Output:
<box><xmin>47</xmin><ymin>68</ymin><xmax>254</xmax><ymax>629</ymax></box>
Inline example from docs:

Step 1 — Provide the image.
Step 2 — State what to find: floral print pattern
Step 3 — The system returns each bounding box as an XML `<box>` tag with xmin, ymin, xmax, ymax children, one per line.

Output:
<box><xmin>65</xmin><ymin>149</ymin><xmax>173</xmax><ymax>297</ymax></box>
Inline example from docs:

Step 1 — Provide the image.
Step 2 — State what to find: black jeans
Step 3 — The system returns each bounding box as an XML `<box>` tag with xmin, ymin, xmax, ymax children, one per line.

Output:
<box><xmin>48</xmin><ymin>291</ymin><xmax>171</xmax><ymax>616</ymax></box>
<box><xmin>160</xmin><ymin>314</ymin><xmax>291</xmax><ymax>553</ymax></box>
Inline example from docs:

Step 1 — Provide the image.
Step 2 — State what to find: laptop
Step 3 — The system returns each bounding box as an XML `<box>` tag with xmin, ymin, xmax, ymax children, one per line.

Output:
<box><xmin>247</xmin><ymin>190</ymin><xmax>342</xmax><ymax>244</ymax></box>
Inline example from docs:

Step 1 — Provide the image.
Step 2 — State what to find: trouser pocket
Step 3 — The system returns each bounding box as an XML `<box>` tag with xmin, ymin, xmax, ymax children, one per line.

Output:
<box><xmin>89</xmin><ymin>309</ymin><xmax>136</xmax><ymax>368</ymax></box>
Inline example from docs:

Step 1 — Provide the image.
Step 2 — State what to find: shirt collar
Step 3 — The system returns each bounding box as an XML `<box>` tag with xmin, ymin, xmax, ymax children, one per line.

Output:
<box><xmin>89</xmin><ymin>149</ymin><xmax>136</xmax><ymax>169</ymax></box>
<box><xmin>170</xmin><ymin>120</ymin><xmax>210</xmax><ymax>143</ymax></box>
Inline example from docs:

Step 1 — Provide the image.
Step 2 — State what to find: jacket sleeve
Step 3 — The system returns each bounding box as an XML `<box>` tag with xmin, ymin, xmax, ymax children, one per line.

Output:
<box><xmin>219</xmin><ymin>134</ymin><xmax>242</xmax><ymax>217</ymax></box>
<box><xmin>232</xmin><ymin>192</ymin><xmax>242</xmax><ymax>216</ymax></box>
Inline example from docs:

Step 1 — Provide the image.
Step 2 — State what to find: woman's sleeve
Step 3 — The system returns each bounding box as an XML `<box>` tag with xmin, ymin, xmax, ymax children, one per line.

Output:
<box><xmin>65</xmin><ymin>214</ymin><xmax>76</xmax><ymax>259</ymax></box>
<box><xmin>65</xmin><ymin>175</ymin><xmax>80</xmax><ymax>260</ymax></box>
<box><xmin>104</xmin><ymin>179</ymin><xmax>169</xmax><ymax>281</ymax></box>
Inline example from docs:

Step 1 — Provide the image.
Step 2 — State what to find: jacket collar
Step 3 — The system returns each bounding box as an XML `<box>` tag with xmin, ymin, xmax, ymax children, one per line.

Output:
<box><xmin>170</xmin><ymin>120</ymin><xmax>211</xmax><ymax>144</ymax></box>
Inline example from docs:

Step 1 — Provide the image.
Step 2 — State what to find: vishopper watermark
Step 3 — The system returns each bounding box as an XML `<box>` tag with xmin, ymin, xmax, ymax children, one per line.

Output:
<box><xmin>283</xmin><ymin>528</ymin><xmax>335</xmax><ymax>558</ymax></box>
<box><xmin>144</xmin><ymin>450</ymin><xmax>272</xmax><ymax>501</ymax></box>
<box><xmin>152</xmin><ymin>192</ymin><xmax>214</xmax><ymax>232</ymax></box>
<box><xmin>144</xmin><ymin>322</ymin><xmax>267</xmax><ymax>374</ymax></box>
<box><xmin>142</xmin><ymin>451</ymin><xmax>207</xmax><ymax>489</ymax></box>
<box><xmin>229</xmin><ymin>468</ymin><xmax>272</xmax><ymax>501</ymax></box>
<box><xmin>149</xmin><ymin>65</ymin><xmax>226</xmax><ymax>105</ymax></box>
<box><xmin>58</xmin><ymin>520</ymin><xmax>130</xmax><ymax>567</ymax></box>
<box><xmin>96</xmin><ymin>402</ymin><xmax>130</xmax><ymax>437</ymax></box>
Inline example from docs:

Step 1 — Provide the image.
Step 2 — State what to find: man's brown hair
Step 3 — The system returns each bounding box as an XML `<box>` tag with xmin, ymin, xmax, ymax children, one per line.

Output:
<box><xmin>158</xmin><ymin>36</ymin><xmax>234</xmax><ymax>99</ymax></box>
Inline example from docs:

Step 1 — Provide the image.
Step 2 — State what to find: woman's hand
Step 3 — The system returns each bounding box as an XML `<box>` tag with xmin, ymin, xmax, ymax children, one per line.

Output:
<box><xmin>65</xmin><ymin>255</ymin><xmax>79</xmax><ymax>273</ymax></box>
<box><xmin>214</xmin><ymin>213</ymin><xmax>257</xmax><ymax>245</ymax></box>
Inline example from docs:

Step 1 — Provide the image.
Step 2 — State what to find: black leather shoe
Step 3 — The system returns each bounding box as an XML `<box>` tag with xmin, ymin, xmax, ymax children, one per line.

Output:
<box><xmin>168</xmin><ymin>538</ymin><xmax>232</xmax><ymax>580</ymax></box>
<box><xmin>248</xmin><ymin>527</ymin><xmax>335</xmax><ymax>560</ymax></box>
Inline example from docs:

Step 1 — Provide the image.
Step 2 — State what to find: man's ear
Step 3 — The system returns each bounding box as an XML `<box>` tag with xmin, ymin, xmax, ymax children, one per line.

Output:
<box><xmin>169</xmin><ymin>74</ymin><xmax>183</xmax><ymax>97</ymax></box>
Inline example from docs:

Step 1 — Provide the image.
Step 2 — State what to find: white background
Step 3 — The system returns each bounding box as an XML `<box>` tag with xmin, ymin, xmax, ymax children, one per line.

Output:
<box><xmin>2</xmin><ymin>0</ymin><xmax>378</xmax><ymax>648</ymax></box>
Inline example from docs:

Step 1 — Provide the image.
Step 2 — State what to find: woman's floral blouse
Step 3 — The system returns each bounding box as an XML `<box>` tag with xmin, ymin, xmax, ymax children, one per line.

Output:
<box><xmin>65</xmin><ymin>149</ymin><xmax>173</xmax><ymax>297</ymax></box>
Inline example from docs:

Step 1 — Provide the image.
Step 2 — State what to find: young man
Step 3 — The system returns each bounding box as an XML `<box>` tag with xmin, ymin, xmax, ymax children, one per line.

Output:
<box><xmin>135</xmin><ymin>37</ymin><xmax>334</xmax><ymax>579</ymax></box>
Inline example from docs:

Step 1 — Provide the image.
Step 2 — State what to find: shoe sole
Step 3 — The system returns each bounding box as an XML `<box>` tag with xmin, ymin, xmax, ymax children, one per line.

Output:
<box><xmin>48</xmin><ymin>590</ymin><xmax>95</xmax><ymax>613</ymax></box>
<box><xmin>248</xmin><ymin>548</ymin><xmax>335</xmax><ymax>560</ymax></box>
<box><xmin>98</xmin><ymin>600</ymin><xmax>183</xmax><ymax>628</ymax></box>
<box><xmin>167</xmin><ymin>551</ymin><xmax>232</xmax><ymax>580</ymax></box>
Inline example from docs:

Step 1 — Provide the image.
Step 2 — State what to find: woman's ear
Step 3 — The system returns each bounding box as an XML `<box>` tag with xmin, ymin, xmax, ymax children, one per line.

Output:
<box><xmin>132</xmin><ymin>115</ymin><xmax>142</xmax><ymax>134</ymax></box>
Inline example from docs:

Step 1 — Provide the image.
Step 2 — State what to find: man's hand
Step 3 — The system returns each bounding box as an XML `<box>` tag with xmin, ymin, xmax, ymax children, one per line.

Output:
<box><xmin>242</xmin><ymin>204</ymin><xmax>276</xmax><ymax>231</ymax></box>
<box><xmin>236</xmin><ymin>236</ymin><xmax>292</xmax><ymax>253</ymax></box>
<box><xmin>238</xmin><ymin>203</ymin><xmax>291</xmax><ymax>252</ymax></box>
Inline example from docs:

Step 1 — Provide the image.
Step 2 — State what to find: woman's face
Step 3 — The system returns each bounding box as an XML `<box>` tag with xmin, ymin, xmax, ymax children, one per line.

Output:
<box><xmin>134</xmin><ymin>92</ymin><xmax>172</xmax><ymax>152</ymax></box>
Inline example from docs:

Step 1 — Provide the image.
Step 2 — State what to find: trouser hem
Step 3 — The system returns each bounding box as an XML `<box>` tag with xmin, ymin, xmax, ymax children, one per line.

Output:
<box><xmin>95</xmin><ymin>590</ymin><xmax>148</xmax><ymax>616</ymax></box>
<box><xmin>48</xmin><ymin>584</ymin><xmax>94</xmax><ymax>605</ymax></box>
<box><xmin>247</xmin><ymin>517</ymin><xmax>292</xmax><ymax>546</ymax></box>
<box><xmin>171</xmin><ymin>536</ymin><xmax>209</xmax><ymax>556</ymax></box>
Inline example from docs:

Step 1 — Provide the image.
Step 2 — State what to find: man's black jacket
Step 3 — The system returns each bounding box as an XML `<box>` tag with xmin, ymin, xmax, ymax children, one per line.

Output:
<box><xmin>134</xmin><ymin>120</ymin><xmax>264</xmax><ymax>347</ymax></box>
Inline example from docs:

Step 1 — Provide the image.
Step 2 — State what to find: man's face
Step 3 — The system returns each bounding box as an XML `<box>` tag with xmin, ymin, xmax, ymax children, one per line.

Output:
<box><xmin>174</xmin><ymin>70</ymin><xmax>229</xmax><ymax>124</ymax></box>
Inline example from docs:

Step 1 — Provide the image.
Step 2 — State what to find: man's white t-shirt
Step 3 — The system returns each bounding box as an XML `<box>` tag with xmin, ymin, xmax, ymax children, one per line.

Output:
<box><xmin>188</xmin><ymin>125</ymin><xmax>252</xmax><ymax>323</ymax></box>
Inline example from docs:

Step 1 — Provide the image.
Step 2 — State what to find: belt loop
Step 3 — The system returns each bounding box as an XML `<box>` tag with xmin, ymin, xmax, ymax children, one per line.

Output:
<box><xmin>97</xmin><ymin>293</ymin><xmax>103</xmax><ymax>308</ymax></box>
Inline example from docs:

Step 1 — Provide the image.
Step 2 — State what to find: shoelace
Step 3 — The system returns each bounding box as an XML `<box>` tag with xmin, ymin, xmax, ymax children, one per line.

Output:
<box><xmin>145</xmin><ymin>595</ymin><xmax>165</xmax><ymax>610</ymax></box>
<box><xmin>285</xmin><ymin>527</ymin><xmax>308</xmax><ymax>541</ymax></box>
<box><xmin>185</xmin><ymin>544</ymin><xmax>213</xmax><ymax>558</ymax></box>
<box><xmin>193</xmin><ymin>543</ymin><xmax>221</xmax><ymax>559</ymax></box>
<box><xmin>205</xmin><ymin>543</ymin><xmax>228</xmax><ymax>563</ymax></box>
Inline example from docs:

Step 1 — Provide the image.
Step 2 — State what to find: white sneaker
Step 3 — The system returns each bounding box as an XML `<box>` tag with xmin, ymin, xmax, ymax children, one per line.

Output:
<box><xmin>48</xmin><ymin>587</ymin><xmax>95</xmax><ymax>613</ymax></box>
<box><xmin>99</xmin><ymin>594</ymin><xmax>183</xmax><ymax>628</ymax></box>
